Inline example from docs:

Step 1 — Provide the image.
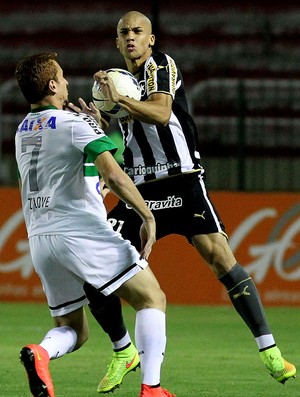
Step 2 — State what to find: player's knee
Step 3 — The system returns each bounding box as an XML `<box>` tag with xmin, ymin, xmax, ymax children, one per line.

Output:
<box><xmin>141</xmin><ymin>287</ymin><xmax>166</xmax><ymax>312</ymax></box>
<box><xmin>157</xmin><ymin>288</ymin><xmax>167</xmax><ymax>311</ymax></box>
<box><xmin>74</xmin><ymin>328</ymin><xmax>89</xmax><ymax>350</ymax></box>
<box><xmin>195</xmin><ymin>236</ymin><xmax>236</xmax><ymax>275</ymax></box>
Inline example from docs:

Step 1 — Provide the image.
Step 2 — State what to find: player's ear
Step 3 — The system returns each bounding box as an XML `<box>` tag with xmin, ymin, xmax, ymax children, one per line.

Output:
<box><xmin>116</xmin><ymin>38</ymin><xmax>119</xmax><ymax>49</ymax></box>
<box><xmin>149</xmin><ymin>34</ymin><xmax>155</xmax><ymax>47</ymax></box>
<box><xmin>48</xmin><ymin>79</ymin><xmax>57</xmax><ymax>93</ymax></box>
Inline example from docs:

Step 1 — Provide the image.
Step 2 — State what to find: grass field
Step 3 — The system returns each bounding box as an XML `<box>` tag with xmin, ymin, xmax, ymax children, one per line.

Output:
<box><xmin>1</xmin><ymin>303</ymin><xmax>298</xmax><ymax>397</ymax></box>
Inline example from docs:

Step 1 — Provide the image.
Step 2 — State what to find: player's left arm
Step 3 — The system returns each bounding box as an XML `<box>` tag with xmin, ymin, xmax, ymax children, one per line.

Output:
<box><xmin>94</xmin><ymin>151</ymin><xmax>156</xmax><ymax>259</ymax></box>
<box><xmin>99</xmin><ymin>177</ymin><xmax>110</xmax><ymax>200</ymax></box>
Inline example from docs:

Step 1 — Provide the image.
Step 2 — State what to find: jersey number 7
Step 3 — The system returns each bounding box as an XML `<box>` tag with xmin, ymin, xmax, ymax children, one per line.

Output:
<box><xmin>21</xmin><ymin>136</ymin><xmax>42</xmax><ymax>192</ymax></box>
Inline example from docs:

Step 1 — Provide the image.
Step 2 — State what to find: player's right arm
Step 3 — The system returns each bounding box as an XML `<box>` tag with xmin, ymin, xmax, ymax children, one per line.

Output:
<box><xmin>94</xmin><ymin>70</ymin><xmax>172</xmax><ymax>126</ymax></box>
<box><xmin>67</xmin><ymin>98</ymin><xmax>109</xmax><ymax>130</ymax></box>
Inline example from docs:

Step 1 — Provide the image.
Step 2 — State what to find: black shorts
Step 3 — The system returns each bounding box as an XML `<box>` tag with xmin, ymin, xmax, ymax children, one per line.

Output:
<box><xmin>108</xmin><ymin>171</ymin><xmax>226</xmax><ymax>249</ymax></box>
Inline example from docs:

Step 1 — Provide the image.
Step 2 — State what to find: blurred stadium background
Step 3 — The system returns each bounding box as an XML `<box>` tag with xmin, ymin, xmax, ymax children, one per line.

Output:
<box><xmin>1</xmin><ymin>0</ymin><xmax>300</xmax><ymax>191</ymax></box>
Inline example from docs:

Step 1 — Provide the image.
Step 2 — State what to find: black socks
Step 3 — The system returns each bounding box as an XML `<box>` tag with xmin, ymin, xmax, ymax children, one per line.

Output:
<box><xmin>219</xmin><ymin>263</ymin><xmax>272</xmax><ymax>337</ymax></box>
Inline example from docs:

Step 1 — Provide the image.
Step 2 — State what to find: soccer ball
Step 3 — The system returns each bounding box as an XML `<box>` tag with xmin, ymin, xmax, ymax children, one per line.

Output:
<box><xmin>92</xmin><ymin>68</ymin><xmax>141</xmax><ymax>118</ymax></box>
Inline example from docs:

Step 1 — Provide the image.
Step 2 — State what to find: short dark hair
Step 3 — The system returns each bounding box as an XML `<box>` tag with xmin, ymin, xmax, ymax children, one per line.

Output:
<box><xmin>15</xmin><ymin>52</ymin><xmax>58</xmax><ymax>104</ymax></box>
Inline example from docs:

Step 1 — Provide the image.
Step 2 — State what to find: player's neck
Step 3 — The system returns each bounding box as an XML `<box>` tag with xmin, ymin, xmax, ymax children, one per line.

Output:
<box><xmin>125</xmin><ymin>50</ymin><xmax>152</xmax><ymax>73</ymax></box>
<box><xmin>31</xmin><ymin>96</ymin><xmax>63</xmax><ymax>110</ymax></box>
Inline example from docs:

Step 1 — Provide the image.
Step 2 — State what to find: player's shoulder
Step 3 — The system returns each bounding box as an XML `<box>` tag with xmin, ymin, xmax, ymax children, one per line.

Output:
<box><xmin>60</xmin><ymin>110</ymin><xmax>98</xmax><ymax>127</ymax></box>
<box><xmin>68</xmin><ymin>111</ymin><xmax>104</xmax><ymax>136</ymax></box>
<box><xmin>49</xmin><ymin>109</ymin><xmax>81</xmax><ymax>124</ymax></box>
<box><xmin>54</xmin><ymin>110</ymin><xmax>101</xmax><ymax>132</ymax></box>
<box><xmin>60</xmin><ymin>109</ymin><xmax>82</xmax><ymax>120</ymax></box>
<box><xmin>150</xmin><ymin>50</ymin><xmax>172</xmax><ymax>62</ymax></box>
<box><xmin>148</xmin><ymin>51</ymin><xmax>177</xmax><ymax>68</ymax></box>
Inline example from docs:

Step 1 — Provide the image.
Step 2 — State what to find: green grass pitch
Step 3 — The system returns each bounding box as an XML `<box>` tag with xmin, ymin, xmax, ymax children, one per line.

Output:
<box><xmin>1</xmin><ymin>303</ymin><xmax>298</xmax><ymax>396</ymax></box>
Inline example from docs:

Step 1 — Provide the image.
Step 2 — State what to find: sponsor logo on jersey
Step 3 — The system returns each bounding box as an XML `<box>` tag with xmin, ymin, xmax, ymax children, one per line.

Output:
<box><xmin>168</xmin><ymin>56</ymin><xmax>177</xmax><ymax>95</ymax></box>
<box><xmin>126</xmin><ymin>195</ymin><xmax>183</xmax><ymax>211</ymax></box>
<box><xmin>96</xmin><ymin>181</ymin><xmax>101</xmax><ymax>195</ymax></box>
<box><xmin>82</xmin><ymin>115</ymin><xmax>103</xmax><ymax>135</ymax></box>
<box><xmin>19</xmin><ymin>116</ymin><xmax>56</xmax><ymax>132</ymax></box>
<box><xmin>124</xmin><ymin>162</ymin><xmax>180</xmax><ymax>177</ymax></box>
<box><xmin>146</xmin><ymin>61</ymin><xmax>157</xmax><ymax>93</ymax></box>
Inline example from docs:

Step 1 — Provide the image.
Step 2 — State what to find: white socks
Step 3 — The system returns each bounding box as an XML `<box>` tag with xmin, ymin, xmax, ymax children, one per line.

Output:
<box><xmin>39</xmin><ymin>326</ymin><xmax>77</xmax><ymax>359</ymax></box>
<box><xmin>135</xmin><ymin>308</ymin><xmax>166</xmax><ymax>386</ymax></box>
<box><xmin>255</xmin><ymin>334</ymin><xmax>276</xmax><ymax>350</ymax></box>
<box><xmin>112</xmin><ymin>330</ymin><xmax>131</xmax><ymax>351</ymax></box>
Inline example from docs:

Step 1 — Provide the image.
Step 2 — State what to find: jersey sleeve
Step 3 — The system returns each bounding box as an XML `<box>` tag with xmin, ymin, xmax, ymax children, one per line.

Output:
<box><xmin>84</xmin><ymin>136</ymin><xmax>117</xmax><ymax>162</ymax></box>
<box><xmin>71</xmin><ymin>113</ymin><xmax>117</xmax><ymax>161</ymax></box>
<box><xmin>145</xmin><ymin>52</ymin><xmax>178</xmax><ymax>99</ymax></box>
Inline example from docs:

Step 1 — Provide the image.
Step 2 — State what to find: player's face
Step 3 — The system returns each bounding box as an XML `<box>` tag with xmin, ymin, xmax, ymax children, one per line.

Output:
<box><xmin>53</xmin><ymin>61</ymin><xmax>69</xmax><ymax>109</ymax></box>
<box><xmin>116</xmin><ymin>15</ymin><xmax>155</xmax><ymax>66</ymax></box>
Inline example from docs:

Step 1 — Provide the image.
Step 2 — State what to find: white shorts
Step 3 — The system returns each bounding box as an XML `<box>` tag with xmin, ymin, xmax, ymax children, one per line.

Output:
<box><xmin>29</xmin><ymin>231</ymin><xmax>148</xmax><ymax>317</ymax></box>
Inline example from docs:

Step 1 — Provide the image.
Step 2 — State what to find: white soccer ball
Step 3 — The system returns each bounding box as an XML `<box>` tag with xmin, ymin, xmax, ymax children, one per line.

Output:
<box><xmin>92</xmin><ymin>68</ymin><xmax>141</xmax><ymax>118</ymax></box>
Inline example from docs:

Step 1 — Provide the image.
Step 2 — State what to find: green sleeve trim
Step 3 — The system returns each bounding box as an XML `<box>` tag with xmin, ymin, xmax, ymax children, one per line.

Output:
<box><xmin>84</xmin><ymin>136</ymin><xmax>118</xmax><ymax>162</ymax></box>
<box><xmin>84</xmin><ymin>164</ymin><xmax>99</xmax><ymax>177</ymax></box>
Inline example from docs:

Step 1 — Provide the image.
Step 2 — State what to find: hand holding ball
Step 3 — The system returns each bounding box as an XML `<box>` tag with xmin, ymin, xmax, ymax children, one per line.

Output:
<box><xmin>92</xmin><ymin>68</ymin><xmax>141</xmax><ymax>118</ymax></box>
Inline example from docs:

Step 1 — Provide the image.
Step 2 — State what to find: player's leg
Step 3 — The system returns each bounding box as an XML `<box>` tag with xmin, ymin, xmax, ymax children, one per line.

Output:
<box><xmin>114</xmin><ymin>266</ymin><xmax>175</xmax><ymax>397</ymax></box>
<box><xmin>84</xmin><ymin>283</ymin><xmax>141</xmax><ymax>393</ymax></box>
<box><xmin>184</xmin><ymin>172</ymin><xmax>296</xmax><ymax>383</ymax></box>
<box><xmin>193</xmin><ymin>232</ymin><xmax>273</xmax><ymax>336</ymax></box>
<box><xmin>85</xmin><ymin>176</ymin><xmax>184</xmax><ymax>393</ymax></box>
<box><xmin>20</xmin><ymin>235</ymin><xmax>90</xmax><ymax>397</ymax></box>
<box><xmin>83</xmin><ymin>284</ymin><xmax>127</xmax><ymax>344</ymax></box>
<box><xmin>192</xmin><ymin>232</ymin><xmax>296</xmax><ymax>383</ymax></box>
<box><xmin>83</xmin><ymin>240</ymin><xmax>174</xmax><ymax>395</ymax></box>
<box><xmin>84</xmin><ymin>201</ymin><xmax>143</xmax><ymax>393</ymax></box>
<box><xmin>20</xmin><ymin>307</ymin><xmax>88</xmax><ymax>397</ymax></box>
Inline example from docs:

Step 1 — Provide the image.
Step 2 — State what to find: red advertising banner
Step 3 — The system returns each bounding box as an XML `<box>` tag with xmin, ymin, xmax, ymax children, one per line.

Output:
<box><xmin>0</xmin><ymin>188</ymin><xmax>299</xmax><ymax>306</ymax></box>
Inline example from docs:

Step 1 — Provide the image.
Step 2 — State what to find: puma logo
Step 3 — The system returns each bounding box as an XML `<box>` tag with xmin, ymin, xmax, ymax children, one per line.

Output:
<box><xmin>233</xmin><ymin>285</ymin><xmax>250</xmax><ymax>299</ymax></box>
<box><xmin>194</xmin><ymin>211</ymin><xmax>206</xmax><ymax>220</ymax></box>
<box><xmin>157</xmin><ymin>65</ymin><xmax>168</xmax><ymax>71</ymax></box>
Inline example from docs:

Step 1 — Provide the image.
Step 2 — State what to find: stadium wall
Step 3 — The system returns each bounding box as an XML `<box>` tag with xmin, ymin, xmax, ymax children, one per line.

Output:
<box><xmin>0</xmin><ymin>188</ymin><xmax>299</xmax><ymax>306</ymax></box>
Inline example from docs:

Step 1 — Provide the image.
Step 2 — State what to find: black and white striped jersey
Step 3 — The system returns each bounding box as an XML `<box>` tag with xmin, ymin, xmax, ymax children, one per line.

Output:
<box><xmin>118</xmin><ymin>51</ymin><xmax>202</xmax><ymax>185</ymax></box>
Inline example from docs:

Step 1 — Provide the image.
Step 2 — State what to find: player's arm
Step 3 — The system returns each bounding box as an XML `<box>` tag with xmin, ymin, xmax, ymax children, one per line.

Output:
<box><xmin>99</xmin><ymin>177</ymin><xmax>110</xmax><ymax>200</ymax></box>
<box><xmin>94</xmin><ymin>70</ymin><xmax>172</xmax><ymax>126</ymax></box>
<box><xmin>118</xmin><ymin>92</ymin><xmax>172</xmax><ymax>126</ymax></box>
<box><xmin>94</xmin><ymin>150</ymin><xmax>156</xmax><ymax>259</ymax></box>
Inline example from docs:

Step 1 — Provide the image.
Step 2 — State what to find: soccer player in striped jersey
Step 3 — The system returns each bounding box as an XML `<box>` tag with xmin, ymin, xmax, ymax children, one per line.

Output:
<box><xmin>73</xmin><ymin>11</ymin><xmax>297</xmax><ymax>395</ymax></box>
<box><xmin>15</xmin><ymin>52</ymin><xmax>174</xmax><ymax>397</ymax></box>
